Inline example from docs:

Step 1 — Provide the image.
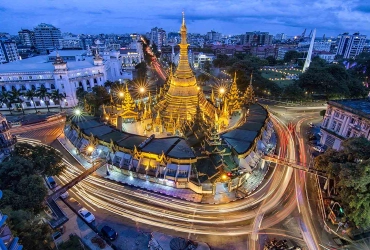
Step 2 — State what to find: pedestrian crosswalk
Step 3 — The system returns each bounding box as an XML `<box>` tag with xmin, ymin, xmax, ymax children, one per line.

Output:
<box><xmin>17</xmin><ymin>124</ymin><xmax>64</xmax><ymax>143</ymax></box>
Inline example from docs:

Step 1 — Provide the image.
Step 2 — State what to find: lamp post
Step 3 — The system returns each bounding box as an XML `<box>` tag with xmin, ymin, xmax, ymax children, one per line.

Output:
<box><xmin>118</xmin><ymin>91</ymin><xmax>124</xmax><ymax>105</ymax></box>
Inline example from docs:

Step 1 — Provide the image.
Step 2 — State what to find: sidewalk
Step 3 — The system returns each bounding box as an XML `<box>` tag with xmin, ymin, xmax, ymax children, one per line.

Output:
<box><xmin>55</xmin><ymin>199</ymin><xmax>112</xmax><ymax>250</ymax></box>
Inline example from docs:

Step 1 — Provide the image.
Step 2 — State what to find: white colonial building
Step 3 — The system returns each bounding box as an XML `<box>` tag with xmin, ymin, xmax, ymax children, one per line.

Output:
<box><xmin>0</xmin><ymin>50</ymin><xmax>108</xmax><ymax>109</ymax></box>
<box><xmin>320</xmin><ymin>99</ymin><xmax>370</xmax><ymax>150</ymax></box>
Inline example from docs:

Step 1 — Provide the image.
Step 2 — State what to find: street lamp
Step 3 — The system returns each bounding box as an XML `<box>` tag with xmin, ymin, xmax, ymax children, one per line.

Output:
<box><xmin>139</xmin><ymin>87</ymin><xmax>145</xmax><ymax>94</ymax></box>
<box><xmin>87</xmin><ymin>145</ymin><xmax>94</xmax><ymax>153</ymax></box>
<box><xmin>74</xmin><ymin>109</ymin><xmax>81</xmax><ymax>116</ymax></box>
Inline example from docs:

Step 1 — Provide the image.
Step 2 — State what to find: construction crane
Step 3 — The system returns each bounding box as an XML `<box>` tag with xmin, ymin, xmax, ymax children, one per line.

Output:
<box><xmin>308</xmin><ymin>29</ymin><xmax>313</xmax><ymax>38</ymax></box>
<box><xmin>301</xmin><ymin>28</ymin><xmax>306</xmax><ymax>38</ymax></box>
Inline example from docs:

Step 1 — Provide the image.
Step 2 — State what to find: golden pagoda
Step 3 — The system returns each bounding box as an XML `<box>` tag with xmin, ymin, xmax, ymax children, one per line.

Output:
<box><xmin>157</xmin><ymin>12</ymin><xmax>216</xmax><ymax>121</ymax></box>
<box><xmin>244</xmin><ymin>73</ymin><xmax>255</xmax><ymax>104</ymax></box>
<box><xmin>227</xmin><ymin>72</ymin><xmax>242</xmax><ymax>113</ymax></box>
<box><xmin>119</xmin><ymin>83</ymin><xmax>138</xmax><ymax>122</ymax></box>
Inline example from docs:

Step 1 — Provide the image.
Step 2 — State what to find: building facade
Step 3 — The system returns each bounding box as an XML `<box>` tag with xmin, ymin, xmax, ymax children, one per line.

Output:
<box><xmin>0</xmin><ymin>40</ymin><xmax>20</xmax><ymax>63</ymax></box>
<box><xmin>18</xmin><ymin>29</ymin><xmax>36</xmax><ymax>47</ymax></box>
<box><xmin>34</xmin><ymin>23</ymin><xmax>62</xmax><ymax>52</ymax></box>
<box><xmin>244</xmin><ymin>31</ymin><xmax>273</xmax><ymax>46</ymax></box>
<box><xmin>61</xmin><ymin>36</ymin><xmax>83</xmax><ymax>50</ymax></box>
<box><xmin>320</xmin><ymin>99</ymin><xmax>370</xmax><ymax>150</ymax></box>
<box><xmin>336</xmin><ymin>32</ymin><xmax>366</xmax><ymax>59</ymax></box>
<box><xmin>0</xmin><ymin>51</ymin><xmax>106</xmax><ymax>110</ymax></box>
<box><xmin>192</xmin><ymin>52</ymin><xmax>215</xmax><ymax>69</ymax></box>
<box><xmin>150</xmin><ymin>27</ymin><xmax>167</xmax><ymax>51</ymax></box>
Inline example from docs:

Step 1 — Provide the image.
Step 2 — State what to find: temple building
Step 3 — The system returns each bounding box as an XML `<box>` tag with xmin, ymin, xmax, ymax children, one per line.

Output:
<box><xmin>156</xmin><ymin>13</ymin><xmax>216</xmax><ymax>122</ymax></box>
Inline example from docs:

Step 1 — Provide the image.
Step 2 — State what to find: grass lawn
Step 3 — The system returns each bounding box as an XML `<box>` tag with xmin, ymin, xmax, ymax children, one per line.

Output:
<box><xmin>260</xmin><ymin>68</ymin><xmax>300</xmax><ymax>88</ymax></box>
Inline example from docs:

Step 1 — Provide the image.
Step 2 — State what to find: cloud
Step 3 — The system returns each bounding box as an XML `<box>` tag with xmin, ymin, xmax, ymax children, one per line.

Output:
<box><xmin>0</xmin><ymin>0</ymin><xmax>369</xmax><ymax>36</ymax></box>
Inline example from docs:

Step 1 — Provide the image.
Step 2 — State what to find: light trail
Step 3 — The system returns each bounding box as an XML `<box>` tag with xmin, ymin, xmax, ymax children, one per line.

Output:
<box><xmin>17</xmin><ymin>124</ymin><xmax>296</xmax><ymax>236</ymax></box>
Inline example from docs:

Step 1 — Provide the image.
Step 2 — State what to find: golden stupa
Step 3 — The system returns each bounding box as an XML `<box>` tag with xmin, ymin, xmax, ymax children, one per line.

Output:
<box><xmin>157</xmin><ymin>12</ymin><xmax>216</xmax><ymax>121</ymax></box>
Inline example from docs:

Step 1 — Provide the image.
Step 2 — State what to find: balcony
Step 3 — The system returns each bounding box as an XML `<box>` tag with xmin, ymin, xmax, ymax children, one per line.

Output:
<box><xmin>0</xmin><ymin>79</ymin><xmax>54</xmax><ymax>84</ymax></box>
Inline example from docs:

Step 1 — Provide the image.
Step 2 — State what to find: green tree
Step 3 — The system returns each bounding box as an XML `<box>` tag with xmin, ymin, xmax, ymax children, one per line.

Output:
<box><xmin>319</xmin><ymin>109</ymin><xmax>326</xmax><ymax>118</ymax></box>
<box><xmin>282</xmin><ymin>83</ymin><xmax>305</xmax><ymax>101</ymax></box>
<box><xmin>298</xmin><ymin>63</ymin><xmax>367</xmax><ymax>99</ymax></box>
<box><xmin>197</xmin><ymin>73</ymin><xmax>210</xmax><ymax>84</ymax></box>
<box><xmin>59</xmin><ymin>235</ymin><xmax>85</xmax><ymax>250</ymax></box>
<box><xmin>284</xmin><ymin>50</ymin><xmax>303</xmax><ymax>64</ymax></box>
<box><xmin>24</xmin><ymin>89</ymin><xmax>38</xmax><ymax>113</ymax></box>
<box><xmin>266</xmin><ymin>56</ymin><xmax>277</xmax><ymax>66</ymax></box>
<box><xmin>37</xmin><ymin>85</ymin><xmax>51</xmax><ymax>112</ymax></box>
<box><xmin>11</xmin><ymin>142</ymin><xmax>65</xmax><ymax>177</ymax></box>
<box><xmin>6</xmin><ymin>209</ymin><xmax>52</xmax><ymax>250</ymax></box>
<box><xmin>9</xmin><ymin>88</ymin><xmax>25</xmax><ymax>114</ymax></box>
<box><xmin>315</xmin><ymin>137</ymin><xmax>370</xmax><ymax>228</ymax></box>
<box><xmin>50</xmin><ymin>89</ymin><xmax>67</xmax><ymax>111</ymax></box>
<box><xmin>203</xmin><ymin>61</ymin><xmax>211</xmax><ymax>73</ymax></box>
<box><xmin>213</xmin><ymin>54</ymin><xmax>229</xmax><ymax>68</ymax></box>
<box><xmin>0</xmin><ymin>91</ymin><xmax>13</xmax><ymax>114</ymax></box>
<box><xmin>135</xmin><ymin>61</ymin><xmax>147</xmax><ymax>80</ymax></box>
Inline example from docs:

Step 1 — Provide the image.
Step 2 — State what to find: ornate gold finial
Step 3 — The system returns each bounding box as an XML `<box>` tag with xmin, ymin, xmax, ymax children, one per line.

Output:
<box><xmin>250</xmin><ymin>72</ymin><xmax>253</xmax><ymax>85</ymax></box>
<box><xmin>234</xmin><ymin>71</ymin><xmax>237</xmax><ymax>82</ymax></box>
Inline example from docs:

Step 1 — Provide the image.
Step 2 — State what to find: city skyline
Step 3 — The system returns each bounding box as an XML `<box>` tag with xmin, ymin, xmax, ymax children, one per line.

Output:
<box><xmin>1</xmin><ymin>0</ymin><xmax>370</xmax><ymax>37</ymax></box>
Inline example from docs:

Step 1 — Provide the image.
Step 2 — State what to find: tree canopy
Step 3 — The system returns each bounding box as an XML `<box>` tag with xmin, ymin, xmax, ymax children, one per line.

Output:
<box><xmin>297</xmin><ymin>62</ymin><xmax>368</xmax><ymax>99</ymax></box>
<box><xmin>314</xmin><ymin>137</ymin><xmax>370</xmax><ymax>228</ymax></box>
<box><xmin>0</xmin><ymin>142</ymin><xmax>65</xmax><ymax>248</ymax></box>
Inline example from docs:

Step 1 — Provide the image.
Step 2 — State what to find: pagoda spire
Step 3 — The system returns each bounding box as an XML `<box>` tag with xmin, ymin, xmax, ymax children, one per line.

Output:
<box><xmin>155</xmin><ymin>110</ymin><xmax>162</xmax><ymax>125</ymax></box>
<box><xmin>244</xmin><ymin>73</ymin><xmax>255</xmax><ymax>104</ymax></box>
<box><xmin>227</xmin><ymin>71</ymin><xmax>241</xmax><ymax>112</ymax></box>
<box><xmin>173</xmin><ymin>11</ymin><xmax>194</xmax><ymax>83</ymax></box>
<box><xmin>122</xmin><ymin>83</ymin><xmax>135</xmax><ymax>111</ymax></box>
<box><xmin>210</xmin><ymin>88</ymin><xmax>215</xmax><ymax>104</ymax></box>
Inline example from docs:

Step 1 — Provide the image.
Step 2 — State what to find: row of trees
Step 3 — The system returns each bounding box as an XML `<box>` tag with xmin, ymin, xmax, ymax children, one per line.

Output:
<box><xmin>0</xmin><ymin>143</ymin><xmax>66</xmax><ymax>249</ymax></box>
<box><xmin>315</xmin><ymin>138</ymin><xmax>370</xmax><ymax>228</ymax></box>
<box><xmin>0</xmin><ymin>86</ymin><xmax>66</xmax><ymax>114</ymax></box>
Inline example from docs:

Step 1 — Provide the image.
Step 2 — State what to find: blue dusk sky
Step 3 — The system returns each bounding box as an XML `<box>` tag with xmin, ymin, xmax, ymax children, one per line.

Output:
<box><xmin>1</xmin><ymin>0</ymin><xmax>370</xmax><ymax>37</ymax></box>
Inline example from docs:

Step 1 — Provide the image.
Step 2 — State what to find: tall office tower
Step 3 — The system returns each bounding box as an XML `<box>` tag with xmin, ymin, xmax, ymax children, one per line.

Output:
<box><xmin>34</xmin><ymin>23</ymin><xmax>62</xmax><ymax>51</ymax></box>
<box><xmin>18</xmin><ymin>29</ymin><xmax>36</xmax><ymax>47</ymax></box>
<box><xmin>0</xmin><ymin>40</ymin><xmax>20</xmax><ymax>63</ymax></box>
<box><xmin>244</xmin><ymin>31</ymin><xmax>273</xmax><ymax>46</ymax></box>
<box><xmin>336</xmin><ymin>32</ymin><xmax>366</xmax><ymax>58</ymax></box>
<box><xmin>150</xmin><ymin>27</ymin><xmax>167</xmax><ymax>51</ymax></box>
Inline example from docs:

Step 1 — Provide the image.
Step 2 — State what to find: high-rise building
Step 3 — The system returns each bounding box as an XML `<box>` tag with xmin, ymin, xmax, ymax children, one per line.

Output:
<box><xmin>336</xmin><ymin>32</ymin><xmax>366</xmax><ymax>58</ymax></box>
<box><xmin>275</xmin><ymin>33</ymin><xmax>287</xmax><ymax>41</ymax></box>
<box><xmin>34</xmin><ymin>23</ymin><xmax>62</xmax><ymax>51</ymax></box>
<box><xmin>0</xmin><ymin>40</ymin><xmax>20</xmax><ymax>63</ymax></box>
<box><xmin>150</xmin><ymin>27</ymin><xmax>166</xmax><ymax>51</ymax></box>
<box><xmin>18</xmin><ymin>29</ymin><xmax>36</xmax><ymax>47</ymax></box>
<box><xmin>206</xmin><ymin>30</ymin><xmax>222</xmax><ymax>42</ymax></box>
<box><xmin>244</xmin><ymin>31</ymin><xmax>273</xmax><ymax>46</ymax></box>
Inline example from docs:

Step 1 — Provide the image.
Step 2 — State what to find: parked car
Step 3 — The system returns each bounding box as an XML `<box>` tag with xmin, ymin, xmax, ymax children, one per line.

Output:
<box><xmin>317</xmin><ymin>132</ymin><xmax>323</xmax><ymax>137</ymax></box>
<box><xmin>46</xmin><ymin>176</ymin><xmax>57</xmax><ymax>189</ymax></box>
<box><xmin>101</xmin><ymin>225</ymin><xmax>118</xmax><ymax>241</ymax></box>
<box><xmin>313</xmin><ymin>146</ymin><xmax>325</xmax><ymax>153</ymax></box>
<box><xmin>308</xmin><ymin>122</ymin><xmax>315</xmax><ymax>128</ymax></box>
<box><xmin>78</xmin><ymin>208</ymin><xmax>95</xmax><ymax>223</ymax></box>
<box><xmin>60</xmin><ymin>191</ymin><xmax>69</xmax><ymax>199</ymax></box>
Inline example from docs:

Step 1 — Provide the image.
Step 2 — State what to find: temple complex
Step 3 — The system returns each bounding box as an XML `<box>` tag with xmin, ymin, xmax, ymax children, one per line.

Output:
<box><xmin>65</xmin><ymin>13</ymin><xmax>276</xmax><ymax>196</ymax></box>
